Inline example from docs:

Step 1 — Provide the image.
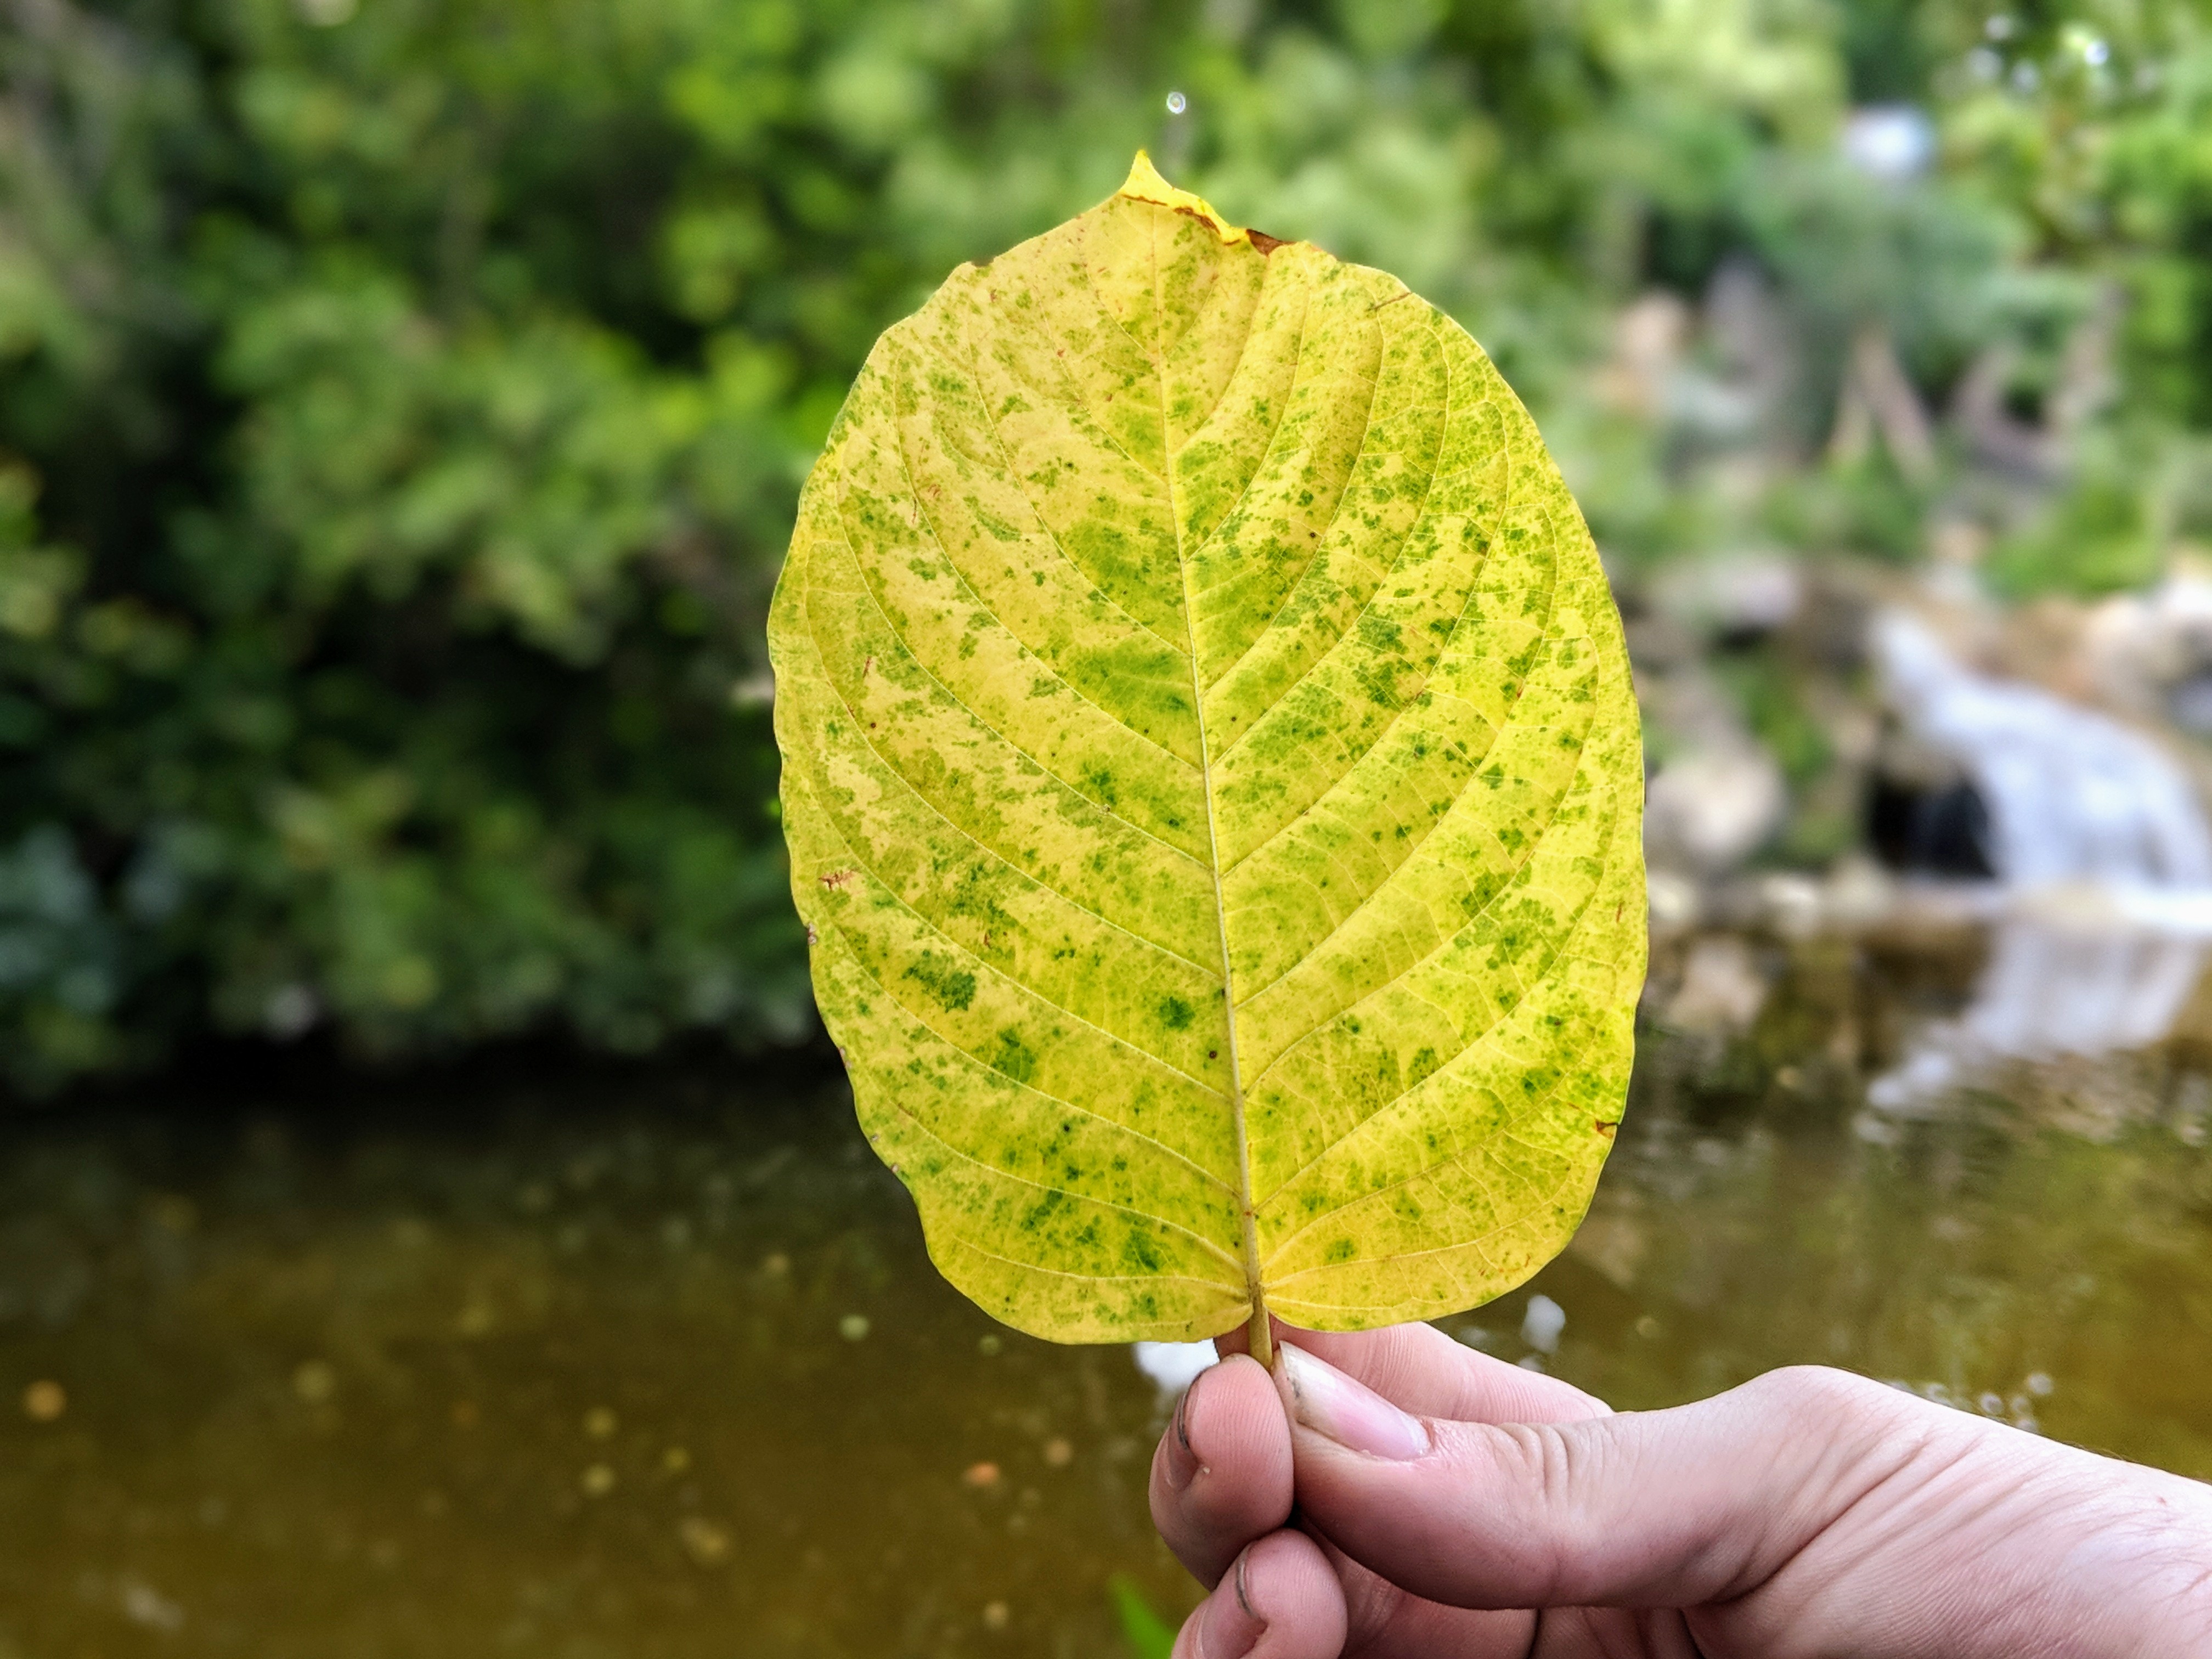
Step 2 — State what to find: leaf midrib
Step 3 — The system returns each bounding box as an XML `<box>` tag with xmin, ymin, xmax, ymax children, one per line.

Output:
<box><xmin>1143</xmin><ymin>214</ymin><xmax>1271</xmax><ymax>1331</ymax></box>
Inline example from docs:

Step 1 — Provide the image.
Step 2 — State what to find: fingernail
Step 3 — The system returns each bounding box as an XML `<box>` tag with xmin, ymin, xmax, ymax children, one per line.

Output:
<box><xmin>1276</xmin><ymin>1342</ymin><xmax>1430</xmax><ymax>1461</ymax></box>
<box><xmin>1163</xmin><ymin>1376</ymin><xmax>1201</xmax><ymax>1493</ymax></box>
<box><xmin>1196</xmin><ymin>1551</ymin><xmax>1264</xmax><ymax>1659</ymax></box>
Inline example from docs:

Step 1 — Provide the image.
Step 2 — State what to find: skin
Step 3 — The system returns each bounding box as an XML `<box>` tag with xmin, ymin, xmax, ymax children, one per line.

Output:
<box><xmin>1148</xmin><ymin>1319</ymin><xmax>2212</xmax><ymax>1659</ymax></box>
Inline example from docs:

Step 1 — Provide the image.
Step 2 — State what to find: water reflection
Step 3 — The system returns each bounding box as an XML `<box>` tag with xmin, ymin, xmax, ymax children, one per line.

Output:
<box><xmin>0</xmin><ymin>1071</ymin><xmax>1194</xmax><ymax>1658</ymax></box>
<box><xmin>1867</xmin><ymin>613</ymin><xmax>2212</xmax><ymax>1105</ymax></box>
<box><xmin>1870</xmin><ymin>922</ymin><xmax>2207</xmax><ymax>1110</ymax></box>
<box><xmin>1617</xmin><ymin>933</ymin><xmax>2212</xmax><ymax>1481</ymax></box>
<box><xmin>0</xmin><ymin>964</ymin><xmax>2208</xmax><ymax>1656</ymax></box>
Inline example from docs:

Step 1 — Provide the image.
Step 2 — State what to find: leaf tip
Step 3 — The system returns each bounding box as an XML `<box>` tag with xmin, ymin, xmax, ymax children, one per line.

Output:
<box><xmin>1117</xmin><ymin>150</ymin><xmax>1250</xmax><ymax>246</ymax></box>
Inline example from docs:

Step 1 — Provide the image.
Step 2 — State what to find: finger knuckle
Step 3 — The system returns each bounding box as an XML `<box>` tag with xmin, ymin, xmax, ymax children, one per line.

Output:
<box><xmin>1477</xmin><ymin>1420</ymin><xmax>1604</xmax><ymax>1600</ymax></box>
<box><xmin>1743</xmin><ymin>1364</ymin><xmax>1901</xmax><ymax>1431</ymax></box>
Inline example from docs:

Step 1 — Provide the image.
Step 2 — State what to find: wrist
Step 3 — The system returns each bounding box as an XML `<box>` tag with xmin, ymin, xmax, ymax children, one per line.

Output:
<box><xmin>1973</xmin><ymin>1438</ymin><xmax>2212</xmax><ymax>1659</ymax></box>
<box><xmin>1767</xmin><ymin>1376</ymin><xmax>2211</xmax><ymax>1659</ymax></box>
<box><xmin>2123</xmin><ymin>1475</ymin><xmax>2212</xmax><ymax>1657</ymax></box>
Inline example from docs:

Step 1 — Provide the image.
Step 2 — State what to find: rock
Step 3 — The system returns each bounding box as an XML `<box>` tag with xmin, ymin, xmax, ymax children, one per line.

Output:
<box><xmin>1567</xmin><ymin>1210</ymin><xmax>1647</xmax><ymax>1290</ymax></box>
<box><xmin>2082</xmin><ymin>574</ymin><xmax>2212</xmax><ymax>721</ymax></box>
<box><xmin>1654</xmin><ymin>552</ymin><xmax>1804</xmax><ymax>642</ymax></box>
<box><xmin>1645</xmin><ymin>746</ymin><xmax>1787</xmax><ymax>873</ymax></box>
<box><xmin>1755</xmin><ymin>873</ymin><xmax>1824</xmax><ymax>938</ymax></box>
<box><xmin>1661</xmin><ymin>935</ymin><xmax>1770</xmax><ymax>1034</ymax></box>
<box><xmin>1822</xmin><ymin>855</ymin><xmax>1898</xmax><ymax>927</ymax></box>
<box><xmin>2169</xmin><ymin>672</ymin><xmax>2212</xmax><ymax>735</ymax></box>
<box><xmin>1646</xmin><ymin>869</ymin><xmax>1703</xmax><ymax>932</ymax></box>
<box><xmin>1594</xmin><ymin>291</ymin><xmax>1691</xmax><ymax>420</ymax></box>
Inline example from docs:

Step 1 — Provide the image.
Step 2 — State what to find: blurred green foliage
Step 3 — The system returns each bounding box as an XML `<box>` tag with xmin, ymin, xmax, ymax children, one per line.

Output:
<box><xmin>1714</xmin><ymin>651</ymin><xmax>1833</xmax><ymax>788</ymax></box>
<box><xmin>1109</xmin><ymin>1573</ymin><xmax>1178</xmax><ymax>1659</ymax></box>
<box><xmin>1</xmin><ymin>0</ymin><xmax>2208</xmax><ymax>1091</ymax></box>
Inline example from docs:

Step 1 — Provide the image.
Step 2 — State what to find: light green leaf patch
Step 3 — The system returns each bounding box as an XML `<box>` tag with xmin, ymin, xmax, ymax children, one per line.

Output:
<box><xmin>769</xmin><ymin>154</ymin><xmax>1646</xmax><ymax>1345</ymax></box>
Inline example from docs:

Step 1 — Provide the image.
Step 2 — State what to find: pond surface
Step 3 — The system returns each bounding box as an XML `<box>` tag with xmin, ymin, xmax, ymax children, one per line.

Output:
<box><xmin>3</xmin><ymin>927</ymin><xmax>2210</xmax><ymax>1658</ymax></box>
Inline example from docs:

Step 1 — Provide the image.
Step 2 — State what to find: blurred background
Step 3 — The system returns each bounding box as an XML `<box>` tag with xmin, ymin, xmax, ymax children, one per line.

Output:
<box><xmin>1</xmin><ymin>0</ymin><xmax>2210</xmax><ymax>1653</ymax></box>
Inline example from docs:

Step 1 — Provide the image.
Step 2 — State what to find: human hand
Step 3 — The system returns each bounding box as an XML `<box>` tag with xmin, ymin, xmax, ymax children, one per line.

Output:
<box><xmin>1148</xmin><ymin>1319</ymin><xmax>2212</xmax><ymax>1658</ymax></box>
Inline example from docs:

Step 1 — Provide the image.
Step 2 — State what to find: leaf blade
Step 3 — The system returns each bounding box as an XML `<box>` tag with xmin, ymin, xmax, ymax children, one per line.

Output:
<box><xmin>771</xmin><ymin>157</ymin><xmax>1645</xmax><ymax>1344</ymax></box>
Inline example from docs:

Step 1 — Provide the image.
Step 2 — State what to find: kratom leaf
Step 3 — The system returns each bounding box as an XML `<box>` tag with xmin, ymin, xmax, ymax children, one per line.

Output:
<box><xmin>769</xmin><ymin>153</ymin><xmax>1645</xmax><ymax>1346</ymax></box>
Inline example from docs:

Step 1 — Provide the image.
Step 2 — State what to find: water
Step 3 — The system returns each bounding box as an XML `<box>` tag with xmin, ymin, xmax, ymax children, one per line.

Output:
<box><xmin>1864</xmin><ymin>610</ymin><xmax>2212</xmax><ymax>1103</ymax></box>
<box><xmin>1872</xmin><ymin>610</ymin><xmax>2212</xmax><ymax>887</ymax></box>
<box><xmin>3</xmin><ymin>937</ymin><xmax>2210</xmax><ymax>1658</ymax></box>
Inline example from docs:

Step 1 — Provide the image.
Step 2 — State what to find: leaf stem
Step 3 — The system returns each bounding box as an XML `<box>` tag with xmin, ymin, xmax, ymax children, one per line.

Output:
<box><xmin>1246</xmin><ymin>1306</ymin><xmax>1274</xmax><ymax>1370</ymax></box>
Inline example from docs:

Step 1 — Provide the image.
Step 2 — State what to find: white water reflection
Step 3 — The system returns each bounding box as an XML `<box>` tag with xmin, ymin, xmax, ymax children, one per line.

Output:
<box><xmin>1871</xmin><ymin>614</ymin><xmax>2212</xmax><ymax>1107</ymax></box>
<box><xmin>1868</xmin><ymin>922</ymin><xmax>2206</xmax><ymax>1110</ymax></box>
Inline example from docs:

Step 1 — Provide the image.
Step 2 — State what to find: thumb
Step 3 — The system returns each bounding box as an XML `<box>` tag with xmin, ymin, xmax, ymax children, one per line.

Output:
<box><xmin>1273</xmin><ymin>1342</ymin><xmax>1931</xmax><ymax>1611</ymax></box>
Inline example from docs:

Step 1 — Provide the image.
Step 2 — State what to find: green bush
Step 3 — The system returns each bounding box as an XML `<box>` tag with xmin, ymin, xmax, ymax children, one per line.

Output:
<box><xmin>1984</xmin><ymin>462</ymin><xmax>2166</xmax><ymax>597</ymax></box>
<box><xmin>1</xmin><ymin>0</ymin><xmax>2207</xmax><ymax>1092</ymax></box>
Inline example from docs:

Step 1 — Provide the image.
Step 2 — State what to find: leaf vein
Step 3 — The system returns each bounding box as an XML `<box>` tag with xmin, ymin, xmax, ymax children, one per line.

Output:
<box><xmin>931</xmin><ymin>309</ymin><xmax>1191</xmax><ymax>658</ymax></box>
<box><xmin>819</xmin><ymin>511</ymin><xmax>1214</xmax><ymax>879</ymax></box>
<box><xmin>874</xmin><ymin>1072</ymin><xmax>1245</xmax><ymax>1274</ymax></box>
<box><xmin>1212</xmin><ymin>335</ymin><xmax>1469</xmax><ymax>766</ymax></box>
<box><xmin>1246</xmin><ymin>783</ymin><xmax>1622</xmax><ymax>1210</ymax></box>
<box><xmin>883</xmin><ymin>336</ymin><xmax>1199</xmax><ymax>770</ymax></box>
<box><xmin>799</xmin><ymin>550</ymin><xmax>1220</xmax><ymax>980</ymax></box>
<box><xmin>821</xmin><ymin>903</ymin><xmax>1237</xmax><ymax>1187</ymax></box>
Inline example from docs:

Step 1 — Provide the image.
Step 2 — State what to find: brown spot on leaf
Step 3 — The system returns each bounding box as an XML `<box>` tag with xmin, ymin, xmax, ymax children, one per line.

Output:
<box><xmin>820</xmin><ymin>868</ymin><xmax>860</xmax><ymax>891</ymax></box>
<box><xmin>1595</xmin><ymin>1119</ymin><xmax>1619</xmax><ymax>1139</ymax></box>
<box><xmin>1247</xmin><ymin>228</ymin><xmax>1291</xmax><ymax>255</ymax></box>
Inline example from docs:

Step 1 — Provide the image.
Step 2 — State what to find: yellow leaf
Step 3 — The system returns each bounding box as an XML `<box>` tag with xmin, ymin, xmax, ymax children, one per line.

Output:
<box><xmin>769</xmin><ymin>154</ymin><xmax>1645</xmax><ymax>1350</ymax></box>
